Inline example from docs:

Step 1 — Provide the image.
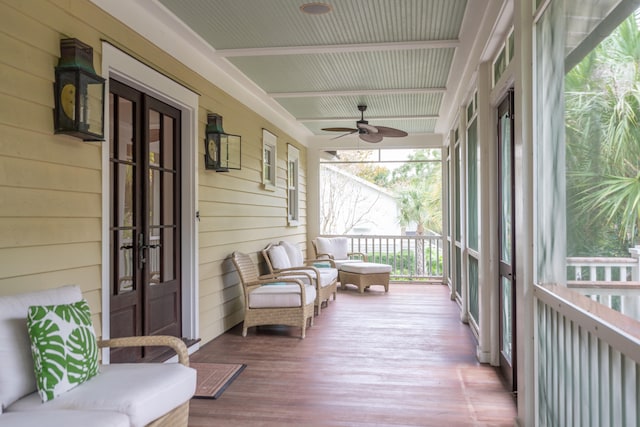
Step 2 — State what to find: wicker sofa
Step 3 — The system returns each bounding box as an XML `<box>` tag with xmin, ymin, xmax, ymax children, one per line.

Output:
<box><xmin>0</xmin><ymin>285</ymin><xmax>196</xmax><ymax>427</ymax></box>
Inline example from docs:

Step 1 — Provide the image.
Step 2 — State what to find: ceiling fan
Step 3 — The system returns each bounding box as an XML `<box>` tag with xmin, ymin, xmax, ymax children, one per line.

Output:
<box><xmin>321</xmin><ymin>105</ymin><xmax>408</xmax><ymax>143</ymax></box>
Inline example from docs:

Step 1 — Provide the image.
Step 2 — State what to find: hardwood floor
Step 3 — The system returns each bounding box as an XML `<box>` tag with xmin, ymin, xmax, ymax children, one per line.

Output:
<box><xmin>188</xmin><ymin>284</ymin><xmax>517</xmax><ymax>427</ymax></box>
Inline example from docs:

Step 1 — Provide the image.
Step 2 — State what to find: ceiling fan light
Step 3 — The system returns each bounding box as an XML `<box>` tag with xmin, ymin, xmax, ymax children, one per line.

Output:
<box><xmin>360</xmin><ymin>133</ymin><xmax>383</xmax><ymax>143</ymax></box>
<box><xmin>300</xmin><ymin>2</ymin><xmax>332</xmax><ymax>15</ymax></box>
<box><xmin>357</xmin><ymin>123</ymin><xmax>378</xmax><ymax>134</ymax></box>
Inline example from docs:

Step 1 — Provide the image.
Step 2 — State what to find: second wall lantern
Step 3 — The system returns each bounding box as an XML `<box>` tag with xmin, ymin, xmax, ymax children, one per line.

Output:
<box><xmin>204</xmin><ymin>113</ymin><xmax>241</xmax><ymax>172</ymax></box>
<box><xmin>53</xmin><ymin>38</ymin><xmax>105</xmax><ymax>141</ymax></box>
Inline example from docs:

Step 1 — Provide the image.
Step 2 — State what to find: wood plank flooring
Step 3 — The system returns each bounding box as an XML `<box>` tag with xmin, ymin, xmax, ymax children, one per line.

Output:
<box><xmin>188</xmin><ymin>284</ymin><xmax>517</xmax><ymax>427</ymax></box>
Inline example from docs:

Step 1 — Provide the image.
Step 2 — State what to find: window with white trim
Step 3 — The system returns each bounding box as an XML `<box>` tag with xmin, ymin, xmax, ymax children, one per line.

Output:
<box><xmin>262</xmin><ymin>129</ymin><xmax>277</xmax><ymax>191</ymax></box>
<box><xmin>287</xmin><ymin>144</ymin><xmax>300</xmax><ymax>226</ymax></box>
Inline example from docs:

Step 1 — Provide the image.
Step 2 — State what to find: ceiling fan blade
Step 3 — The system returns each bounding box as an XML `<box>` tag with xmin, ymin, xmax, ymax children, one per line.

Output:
<box><xmin>322</xmin><ymin>127</ymin><xmax>357</xmax><ymax>132</ymax></box>
<box><xmin>331</xmin><ymin>130</ymin><xmax>357</xmax><ymax>140</ymax></box>
<box><xmin>374</xmin><ymin>126</ymin><xmax>408</xmax><ymax>137</ymax></box>
<box><xmin>357</xmin><ymin>122</ymin><xmax>378</xmax><ymax>134</ymax></box>
<box><xmin>359</xmin><ymin>133</ymin><xmax>383</xmax><ymax>143</ymax></box>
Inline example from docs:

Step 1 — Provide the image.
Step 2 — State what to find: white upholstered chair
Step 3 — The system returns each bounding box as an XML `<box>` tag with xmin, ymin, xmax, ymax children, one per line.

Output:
<box><xmin>312</xmin><ymin>237</ymin><xmax>367</xmax><ymax>268</ymax></box>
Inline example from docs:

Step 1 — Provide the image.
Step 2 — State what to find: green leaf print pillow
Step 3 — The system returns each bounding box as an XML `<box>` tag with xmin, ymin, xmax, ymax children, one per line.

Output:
<box><xmin>27</xmin><ymin>299</ymin><xmax>99</xmax><ymax>402</ymax></box>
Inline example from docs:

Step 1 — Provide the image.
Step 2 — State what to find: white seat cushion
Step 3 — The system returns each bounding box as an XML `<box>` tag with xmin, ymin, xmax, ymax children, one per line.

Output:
<box><xmin>340</xmin><ymin>262</ymin><xmax>391</xmax><ymax>274</ymax></box>
<box><xmin>0</xmin><ymin>410</ymin><xmax>129</xmax><ymax>427</ymax></box>
<box><xmin>315</xmin><ymin>237</ymin><xmax>349</xmax><ymax>260</ymax></box>
<box><xmin>7</xmin><ymin>363</ymin><xmax>196</xmax><ymax>427</ymax></box>
<box><xmin>0</xmin><ymin>285</ymin><xmax>83</xmax><ymax>409</ymax></box>
<box><xmin>249</xmin><ymin>284</ymin><xmax>316</xmax><ymax>308</ymax></box>
<box><xmin>268</xmin><ymin>245</ymin><xmax>292</xmax><ymax>269</ymax></box>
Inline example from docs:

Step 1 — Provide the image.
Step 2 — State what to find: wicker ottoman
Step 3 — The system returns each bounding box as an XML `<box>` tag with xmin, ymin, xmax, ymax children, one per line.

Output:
<box><xmin>339</xmin><ymin>262</ymin><xmax>391</xmax><ymax>293</ymax></box>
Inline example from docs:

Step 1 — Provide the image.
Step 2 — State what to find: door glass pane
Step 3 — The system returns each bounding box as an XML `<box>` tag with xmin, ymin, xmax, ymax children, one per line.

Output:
<box><xmin>454</xmin><ymin>144</ymin><xmax>461</xmax><ymax>239</ymax></box>
<box><xmin>117</xmin><ymin>164</ymin><xmax>133</xmax><ymax>227</ymax></box>
<box><xmin>163</xmin><ymin>227</ymin><xmax>175</xmax><ymax>281</ymax></box>
<box><xmin>501</xmin><ymin>277</ymin><xmax>513</xmax><ymax>363</ymax></box>
<box><xmin>117</xmin><ymin>229</ymin><xmax>134</xmax><ymax>293</ymax></box>
<box><xmin>149</xmin><ymin>109</ymin><xmax>160</xmax><ymax>167</ymax></box>
<box><xmin>149</xmin><ymin>227</ymin><xmax>161</xmax><ymax>285</ymax></box>
<box><xmin>500</xmin><ymin>112</ymin><xmax>512</xmax><ymax>264</ymax></box>
<box><xmin>118</xmin><ymin>97</ymin><xmax>133</xmax><ymax>162</ymax></box>
<box><xmin>149</xmin><ymin>169</ymin><xmax>161</xmax><ymax>226</ymax></box>
<box><xmin>468</xmin><ymin>256</ymin><xmax>479</xmax><ymax>325</ymax></box>
<box><xmin>163</xmin><ymin>115</ymin><xmax>174</xmax><ymax>169</ymax></box>
<box><xmin>467</xmin><ymin>119</ymin><xmax>478</xmax><ymax>251</ymax></box>
<box><xmin>455</xmin><ymin>246</ymin><xmax>462</xmax><ymax>295</ymax></box>
<box><xmin>163</xmin><ymin>171</ymin><xmax>174</xmax><ymax>225</ymax></box>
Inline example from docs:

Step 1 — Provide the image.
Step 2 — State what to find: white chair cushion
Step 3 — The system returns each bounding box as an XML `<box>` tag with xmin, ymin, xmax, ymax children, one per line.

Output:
<box><xmin>340</xmin><ymin>262</ymin><xmax>391</xmax><ymax>274</ymax></box>
<box><xmin>279</xmin><ymin>241</ymin><xmax>304</xmax><ymax>266</ymax></box>
<box><xmin>319</xmin><ymin>268</ymin><xmax>339</xmax><ymax>285</ymax></box>
<box><xmin>0</xmin><ymin>285</ymin><xmax>83</xmax><ymax>409</ymax></box>
<box><xmin>249</xmin><ymin>284</ymin><xmax>316</xmax><ymax>308</ymax></box>
<box><xmin>0</xmin><ymin>410</ymin><xmax>130</xmax><ymax>427</ymax></box>
<box><xmin>268</xmin><ymin>245</ymin><xmax>292</xmax><ymax>270</ymax></box>
<box><xmin>315</xmin><ymin>237</ymin><xmax>349</xmax><ymax>260</ymax></box>
<box><xmin>7</xmin><ymin>363</ymin><xmax>196</xmax><ymax>427</ymax></box>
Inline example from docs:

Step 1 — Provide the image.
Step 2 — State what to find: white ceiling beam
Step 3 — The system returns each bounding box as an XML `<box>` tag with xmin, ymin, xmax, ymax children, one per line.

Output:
<box><xmin>299</xmin><ymin>115</ymin><xmax>439</xmax><ymax>122</ymax></box>
<box><xmin>270</xmin><ymin>87</ymin><xmax>447</xmax><ymax>98</ymax></box>
<box><xmin>216</xmin><ymin>40</ymin><xmax>459</xmax><ymax>57</ymax></box>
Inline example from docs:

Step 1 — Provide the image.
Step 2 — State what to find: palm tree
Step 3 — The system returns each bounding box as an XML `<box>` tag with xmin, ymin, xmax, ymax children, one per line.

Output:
<box><xmin>393</xmin><ymin>151</ymin><xmax>442</xmax><ymax>276</ymax></box>
<box><xmin>566</xmin><ymin>14</ymin><xmax>640</xmax><ymax>252</ymax></box>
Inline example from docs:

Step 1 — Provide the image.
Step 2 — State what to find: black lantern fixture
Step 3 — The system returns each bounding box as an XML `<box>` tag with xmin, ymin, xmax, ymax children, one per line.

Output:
<box><xmin>204</xmin><ymin>113</ymin><xmax>241</xmax><ymax>172</ymax></box>
<box><xmin>53</xmin><ymin>38</ymin><xmax>105</xmax><ymax>141</ymax></box>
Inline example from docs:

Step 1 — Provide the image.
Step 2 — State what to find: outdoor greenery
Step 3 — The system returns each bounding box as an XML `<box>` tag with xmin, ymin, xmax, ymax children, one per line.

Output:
<box><xmin>565</xmin><ymin>14</ymin><xmax>640</xmax><ymax>256</ymax></box>
<box><xmin>367</xmin><ymin>250</ymin><xmax>443</xmax><ymax>279</ymax></box>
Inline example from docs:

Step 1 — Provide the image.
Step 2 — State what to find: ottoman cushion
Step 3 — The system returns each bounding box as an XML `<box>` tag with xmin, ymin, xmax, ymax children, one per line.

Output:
<box><xmin>340</xmin><ymin>262</ymin><xmax>391</xmax><ymax>274</ymax></box>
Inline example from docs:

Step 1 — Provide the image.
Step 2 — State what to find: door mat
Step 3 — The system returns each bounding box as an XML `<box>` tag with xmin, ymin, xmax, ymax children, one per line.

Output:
<box><xmin>191</xmin><ymin>362</ymin><xmax>246</xmax><ymax>399</ymax></box>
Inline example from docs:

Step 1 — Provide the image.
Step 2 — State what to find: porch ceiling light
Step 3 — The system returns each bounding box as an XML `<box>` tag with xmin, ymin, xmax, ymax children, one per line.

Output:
<box><xmin>300</xmin><ymin>3</ymin><xmax>332</xmax><ymax>15</ymax></box>
<box><xmin>53</xmin><ymin>38</ymin><xmax>105</xmax><ymax>141</ymax></box>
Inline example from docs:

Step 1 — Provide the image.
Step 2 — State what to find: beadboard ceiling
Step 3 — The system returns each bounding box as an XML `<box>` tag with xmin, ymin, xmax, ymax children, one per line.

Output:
<box><xmin>97</xmin><ymin>0</ymin><xmax>631</xmax><ymax>141</ymax></box>
<box><xmin>154</xmin><ymin>0</ymin><xmax>475</xmax><ymax>138</ymax></box>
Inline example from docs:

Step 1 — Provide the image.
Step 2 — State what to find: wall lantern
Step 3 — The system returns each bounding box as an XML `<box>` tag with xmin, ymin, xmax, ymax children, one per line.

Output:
<box><xmin>204</xmin><ymin>113</ymin><xmax>241</xmax><ymax>172</ymax></box>
<box><xmin>53</xmin><ymin>38</ymin><xmax>105</xmax><ymax>141</ymax></box>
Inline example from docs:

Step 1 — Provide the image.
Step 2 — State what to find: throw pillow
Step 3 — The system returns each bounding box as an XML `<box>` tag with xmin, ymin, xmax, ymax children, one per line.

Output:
<box><xmin>27</xmin><ymin>299</ymin><xmax>99</xmax><ymax>402</ymax></box>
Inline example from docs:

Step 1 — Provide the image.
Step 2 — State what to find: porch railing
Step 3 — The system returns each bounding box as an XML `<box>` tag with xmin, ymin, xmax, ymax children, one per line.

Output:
<box><xmin>566</xmin><ymin>252</ymin><xmax>640</xmax><ymax>321</ymax></box>
<box><xmin>320</xmin><ymin>234</ymin><xmax>443</xmax><ymax>281</ymax></box>
<box><xmin>535</xmin><ymin>284</ymin><xmax>640</xmax><ymax>426</ymax></box>
<box><xmin>533</xmin><ymin>251</ymin><xmax>640</xmax><ymax>425</ymax></box>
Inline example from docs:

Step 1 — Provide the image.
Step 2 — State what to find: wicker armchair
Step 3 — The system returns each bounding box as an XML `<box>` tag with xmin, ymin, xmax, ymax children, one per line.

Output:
<box><xmin>262</xmin><ymin>242</ymin><xmax>338</xmax><ymax>315</ymax></box>
<box><xmin>232</xmin><ymin>251</ymin><xmax>316</xmax><ymax>338</ymax></box>
<box><xmin>312</xmin><ymin>237</ymin><xmax>368</xmax><ymax>268</ymax></box>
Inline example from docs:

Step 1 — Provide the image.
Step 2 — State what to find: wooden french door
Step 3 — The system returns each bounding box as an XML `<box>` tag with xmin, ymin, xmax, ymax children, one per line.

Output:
<box><xmin>109</xmin><ymin>79</ymin><xmax>182</xmax><ymax>362</ymax></box>
<box><xmin>497</xmin><ymin>90</ymin><xmax>516</xmax><ymax>392</ymax></box>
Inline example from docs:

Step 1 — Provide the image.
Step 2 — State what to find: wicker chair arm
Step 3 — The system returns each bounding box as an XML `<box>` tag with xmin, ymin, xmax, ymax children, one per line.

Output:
<box><xmin>305</xmin><ymin>258</ymin><xmax>337</xmax><ymax>268</ymax></box>
<box><xmin>273</xmin><ymin>268</ymin><xmax>322</xmax><ymax>289</ymax></box>
<box><xmin>98</xmin><ymin>335</ymin><xmax>189</xmax><ymax>367</ymax></box>
<box><xmin>348</xmin><ymin>251</ymin><xmax>368</xmax><ymax>261</ymax></box>
<box><xmin>315</xmin><ymin>252</ymin><xmax>335</xmax><ymax>260</ymax></box>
